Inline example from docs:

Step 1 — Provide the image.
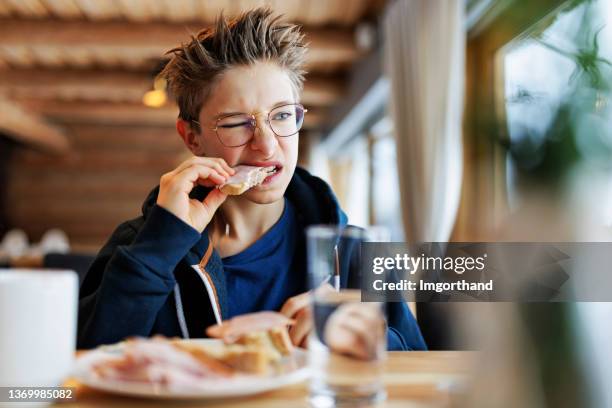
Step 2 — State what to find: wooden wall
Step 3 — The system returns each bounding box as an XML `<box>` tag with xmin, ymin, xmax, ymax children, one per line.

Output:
<box><xmin>5</xmin><ymin>124</ymin><xmax>186</xmax><ymax>253</ymax></box>
<box><xmin>0</xmin><ymin>0</ymin><xmax>383</xmax><ymax>253</ymax></box>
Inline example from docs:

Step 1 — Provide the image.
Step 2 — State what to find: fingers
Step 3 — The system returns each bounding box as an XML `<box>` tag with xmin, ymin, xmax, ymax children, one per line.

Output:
<box><xmin>288</xmin><ymin>307</ymin><xmax>312</xmax><ymax>347</ymax></box>
<box><xmin>327</xmin><ymin>324</ymin><xmax>372</xmax><ymax>360</ymax></box>
<box><xmin>335</xmin><ymin>319</ymin><xmax>375</xmax><ymax>357</ymax></box>
<box><xmin>280</xmin><ymin>291</ymin><xmax>311</xmax><ymax>318</ymax></box>
<box><xmin>338</xmin><ymin>302</ymin><xmax>380</xmax><ymax>322</ymax></box>
<box><xmin>324</xmin><ymin>303</ymin><xmax>383</xmax><ymax>361</ymax></box>
<box><xmin>157</xmin><ymin>157</ymin><xmax>234</xmax><ymax>233</ymax></box>
<box><xmin>178</xmin><ymin>164</ymin><xmax>227</xmax><ymax>192</ymax></box>
<box><xmin>160</xmin><ymin>166</ymin><xmax>224</xmax><ymax>199</ymax></box>
<box><xmin>172</xmin><ymin>156</ymin><xmax>235</xmax><ymax>178</ymax></box>
<box><xmin>201</xmin><ymin>188</ymin><xmax>228</xmax><ymax>215</ymax></box>
<box><xmin>280</xmin><ymin>292</ymin><xmax>314</xmax><ymax>347</ymax></box>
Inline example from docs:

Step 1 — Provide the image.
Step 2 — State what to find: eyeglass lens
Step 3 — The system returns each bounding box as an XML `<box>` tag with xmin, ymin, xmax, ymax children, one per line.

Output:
<box><xmin>215</xmin><ymin>104</ymin><xmax>305</xmax><ymax>147</ymax></box>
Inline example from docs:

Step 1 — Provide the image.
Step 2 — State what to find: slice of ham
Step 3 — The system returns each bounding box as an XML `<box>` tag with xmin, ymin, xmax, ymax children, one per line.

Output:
<box><xmin>206</xmin><ymin>311</ymin><xmax>295</xmax><ymax>343</ymax></box>
<box><xmin>92</xmin><ymin>338</ymin><xmax>231</xmax><ymax>390</ymax></box>
<box><xmin>218</xmin><ymin>165</ymin><xmax>275</xmax><ymax>195</ymax></box>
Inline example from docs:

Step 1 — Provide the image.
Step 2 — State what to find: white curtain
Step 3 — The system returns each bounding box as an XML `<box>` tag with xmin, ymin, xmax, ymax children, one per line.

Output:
<box><xmin>383</xmin><ymin>0</ymin><xmax>465</xmax><ymax>243</ymax></box>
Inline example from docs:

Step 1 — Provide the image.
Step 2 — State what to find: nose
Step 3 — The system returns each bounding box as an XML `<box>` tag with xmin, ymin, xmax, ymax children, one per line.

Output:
<box><xmin>249</xmin><ymin>116</ymin><xmax>277</xmax><ymax>157</ymax></box>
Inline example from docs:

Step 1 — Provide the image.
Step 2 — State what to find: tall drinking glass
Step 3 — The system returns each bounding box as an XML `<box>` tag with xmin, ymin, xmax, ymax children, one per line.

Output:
<box><xmin>307</xmin><ymin>225</ymin><xmax>387</xmax><ymax>408</ymax></box>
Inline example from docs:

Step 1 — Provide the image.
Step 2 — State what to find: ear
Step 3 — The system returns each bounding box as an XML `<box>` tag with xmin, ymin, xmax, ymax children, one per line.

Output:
<box><xmin>176</xmin><ymin>119</ymin><xmax>205</xmax><ymax>155</ymax></box>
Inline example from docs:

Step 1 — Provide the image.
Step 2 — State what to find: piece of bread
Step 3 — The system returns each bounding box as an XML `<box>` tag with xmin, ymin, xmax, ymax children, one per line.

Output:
<box><xmin>171</xmin><ymin>342</ymin><xmax>235</xmax><ymax>376</ymax></box>
<box><xmin>219</xmin><ymin>344</ymin><xmax>270</xmax><ymax>375</ymax></box>
<box><xmin>218</xmin><ymin>165</ymin><xmax>275</xmax><ymax>195</ymax></box>
<box><xmin>174</xmin><ymin>341</ymin><xmax>270</xmax><ymax>375</ymax></box>
<box><xmin>206</xmin><ymin>311</ymin><xmax>295</xmax><ymax>361</ymax></box>
<box><xmin>267</xmin><ymin>326</ymin><xmax>294</xmax><ymax>356</ymax></box>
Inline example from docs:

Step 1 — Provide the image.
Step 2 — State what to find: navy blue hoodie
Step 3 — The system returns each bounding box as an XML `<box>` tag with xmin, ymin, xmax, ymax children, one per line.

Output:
<box><xmin>78</xmin><ymin>167</ymin><xmax>426</xmax><ymax>351</ymax></box>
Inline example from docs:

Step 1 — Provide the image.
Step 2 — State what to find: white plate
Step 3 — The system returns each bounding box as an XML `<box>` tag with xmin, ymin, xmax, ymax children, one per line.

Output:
<box><xmin>71</xmin><ymin>339</ymin><xmax>310</xmax><ymax>399</ymax></box>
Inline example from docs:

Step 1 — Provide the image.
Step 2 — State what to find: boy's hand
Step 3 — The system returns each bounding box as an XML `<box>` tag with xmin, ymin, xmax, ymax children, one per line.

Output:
<box><xmin>280</xmin><ymin>291</ymin><xmax>312</xmax><ymax>348</ymax></box>
<box><xmin>280</xmin><ymin>285</ymin><xmax>335</xmax><ymax>348</ymax></box>
<box><xmin>157</xmin><ymin>157</ymin><xmax>235</xmax><ymax>233</ymax></box>
<box><xmin>324</xmin><ymin>302</ymin><xmax>384</xmax><ymax>361</ymax></box>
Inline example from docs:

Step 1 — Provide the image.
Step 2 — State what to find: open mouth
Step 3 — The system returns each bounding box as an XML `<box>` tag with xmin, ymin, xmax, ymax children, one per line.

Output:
<box><xmin>266</xmin><ymin>165</ymin><xmax>282</xmax><ymax>175</ymax></box>
<box><xmin>262</xmin><ymin>165</ymin><xmax>282</xmax><ymax>184</ymax></box>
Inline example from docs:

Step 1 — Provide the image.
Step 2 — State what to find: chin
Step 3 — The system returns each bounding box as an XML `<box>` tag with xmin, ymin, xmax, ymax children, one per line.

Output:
<box><xmin>242</xmin><ymin>188</ymin><xmax>285</xmax><ymax>204</ymax></box>
<box><xmin>241</xmin><ymin>166</ymin><xmax>294</xmax><ymax>204</ymax></box>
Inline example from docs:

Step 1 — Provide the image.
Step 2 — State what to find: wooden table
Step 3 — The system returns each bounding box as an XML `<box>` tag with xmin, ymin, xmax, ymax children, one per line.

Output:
<box><xmin>58</xmin><ymin>351</ymin><xmax>475</xmax><ymax>408</ymax></box>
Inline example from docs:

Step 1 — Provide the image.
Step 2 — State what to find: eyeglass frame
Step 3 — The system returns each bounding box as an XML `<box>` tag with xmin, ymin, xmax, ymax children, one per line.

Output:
<box><xmin>191</xmin><ymin>103</ymin><xmax>307</xmax><ymax>148</ymax></box>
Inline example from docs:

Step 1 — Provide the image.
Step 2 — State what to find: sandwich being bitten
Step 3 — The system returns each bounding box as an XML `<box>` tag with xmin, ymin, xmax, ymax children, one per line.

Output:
<box><xmin>218</xmin><ymin>165</ymin><xmax>276</xmax><ymax>195</ymax></box>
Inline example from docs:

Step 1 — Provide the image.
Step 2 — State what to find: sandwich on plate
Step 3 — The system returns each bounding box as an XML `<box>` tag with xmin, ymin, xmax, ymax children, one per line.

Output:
<box><xmin>90</xmin><ymin>311</ymin><xmax>296</xmax><ymax>389</ymax></box>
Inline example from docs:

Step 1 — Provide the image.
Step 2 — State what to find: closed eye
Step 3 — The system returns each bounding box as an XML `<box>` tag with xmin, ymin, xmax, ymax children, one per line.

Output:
<box><xmin>219</xmin><ymin>121</ymin><xmax>252</xmax><ymax>129</ymax></box>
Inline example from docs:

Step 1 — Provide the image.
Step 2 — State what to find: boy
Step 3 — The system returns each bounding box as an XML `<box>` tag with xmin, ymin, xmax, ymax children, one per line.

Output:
<box><xmin>78</xmin><ymin>8</ymin><xmax>426</xmax><ymax>353</ymax></box>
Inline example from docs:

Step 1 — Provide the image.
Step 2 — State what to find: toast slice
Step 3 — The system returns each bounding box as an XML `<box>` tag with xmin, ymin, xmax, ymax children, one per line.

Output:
<box><xmin>206</xmin><ymin>311</ymin><xmax>295</xmax><ymax>363</ymax></box>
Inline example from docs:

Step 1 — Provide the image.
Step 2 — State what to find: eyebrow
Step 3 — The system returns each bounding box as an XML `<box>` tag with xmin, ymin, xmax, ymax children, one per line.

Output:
<box><xmin>214</xmin><ymin>100</ymin><xmax>296</xmax><ymax>120</ymax></box>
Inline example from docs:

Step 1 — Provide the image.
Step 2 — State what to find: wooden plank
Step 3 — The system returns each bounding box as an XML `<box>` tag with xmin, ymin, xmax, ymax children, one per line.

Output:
<box><xmin>114</xmin><ymin>0</ymin><xmax>154</xmax><ymax>22</ymax></box>
<box><xmin>62</xmin><ymin>124</ymin><xmax>183</xmax><ymax>150</ymax></box>
<box><xmin>4</xmin><ymin>0</ymin><xmax>49</xmax><ymax>18</ymax></box>
<box><xmin>0</xmin><ymin>69</ymin><xmax>150</xmax><ymax>100</ymax></box>
<box><xmin>0</xmin><ymin>69</ymin><xmax>345</xmax><ymax>107</ymax></box>
<box><xmin>0</xmin><ymin>19</ymin><xmax>360</xmax><ymax>71</ymax></box>
<box><xmin>40</xmin><ymin>0</ymin><xmax>83</xmax><ymax>18</ymax></box>
<box><xmin>9</xmin><ymin>201</ymin><xmax>142</xmax><ymax>220</ymax></box>
<box><xmin>0</xmin><ymin>95</ymin><xmax>69</xmax><ymax>152</ymax></box>
<box><xmin>74</xmin><ymin>0</ymin><xmax>117</xmax><ymax>20</ymax></box>
<box><xmin>20</xmin><ymin>100</ymin><xmax>180</xmax><ymax>126</ymax></box>
<box><xmin>162</xmin><ymin>0</ymin><xmax>198</xmax><ymax>22</ymax></box>
<box><xmin>302</xmin><ymin>76</ymin><xmax>345</xmax><ymax>106</ymax></box>
<box><xmin>28</xmin><ymin>47</ymin><xmax>64</xmax><ymax>68</ymax></box>
<box><xmin>338</xmin><ymin>0</ymin><xmax>369</xmax><ymax>26</ymax></box>
<box><xmin>17</xmin><ymin>98</ymin><xmax>327</xmax><ymax>128</ymax></box>
<box><xmin>11</xmin><ymin>195</ymin><xmax>144</xmax><ymax>211</ymax></box>
<box><xmin>15</xmin><ymin>149</ymin><xmax>183</xmax><ymax>171</ymax></box>
<box><xmin>8</xmin><ymin>165</ymin><xmax>171</xmax><ymax>181</ymax></box>
<box><xmin>8</xmin><ymin>179</ymin><xmax>156</xmax><ymax>199</ymax></box>
<box><xmin>0</xmin><ymin>1</ymin><xmax>12</xmax><ymax>16</ymax></box>
<box><xmin>0</xmin><ymin>45</ymin><xmax>35</xmax><ymax>66</ymax></box>
<box><xmin>0</xmin><ymin>0</ymin><xmax>385</xmax><ymax>25</ymax></box>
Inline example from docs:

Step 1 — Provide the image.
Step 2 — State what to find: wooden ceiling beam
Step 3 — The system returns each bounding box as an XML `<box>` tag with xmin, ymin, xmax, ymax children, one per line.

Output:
<box><xmin>19</xmin><ymin>100</ymin><xmax>181</xmax><ymax>126</ymax></box>
<box><xmin>0</xmin><ymin>95</ymin><xmax>69</xmax><ymax>152</ymax></box>
<box><xmin>0</xmin><ymin>19</ymin><xmax>360</xmax><ymax>71</ymax></box>
<box><xmin>16</xmin><ymin>99</ymin><xmax>327</xmax><ymax>128</ymax></box>
<box><xmin>0</xmin><ymin>68</ymin><xmax>345</xmax><ymax>106</ymax></box>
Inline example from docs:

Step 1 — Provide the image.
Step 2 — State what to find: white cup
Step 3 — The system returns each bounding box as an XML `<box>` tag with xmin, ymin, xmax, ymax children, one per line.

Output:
<box><xmin>0</xmin><ymin>270</ymin><xmax>78</xmax><ymax>388</ymax></box>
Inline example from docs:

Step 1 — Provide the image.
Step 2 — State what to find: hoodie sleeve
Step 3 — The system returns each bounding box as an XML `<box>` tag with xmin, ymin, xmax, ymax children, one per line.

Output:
<box><xmin>386</xmin><ymin>302</ymin><xmax>427</xmax><ymax>350</ymax></box>
<box><xmin>77</xmin><ymin>205</ymin><xmax>201</xmax><ymax>349</ymax></box>
<box><xmin>343</xmin><ymin>236</ymin><xmax>427</xmax><ymax>351</ymax></box>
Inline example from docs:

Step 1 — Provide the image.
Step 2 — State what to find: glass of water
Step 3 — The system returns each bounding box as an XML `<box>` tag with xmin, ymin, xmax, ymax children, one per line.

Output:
<box><xmin>307</xmin><ymin>225</ymin><xmax>387</xmax><ymax>408</ymax></box>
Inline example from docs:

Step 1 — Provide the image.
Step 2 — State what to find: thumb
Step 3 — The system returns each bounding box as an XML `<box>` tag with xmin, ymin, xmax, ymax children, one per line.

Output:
<box><xmin>202</xmin><ymin>188</ymin><xmax>228</xmax><ymax>217</ymax></box>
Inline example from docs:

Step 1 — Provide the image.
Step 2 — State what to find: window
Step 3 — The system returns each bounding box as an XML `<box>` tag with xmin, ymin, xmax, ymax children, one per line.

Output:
<box><xmin>498</xmin><ymin>0</ymin><xmax>612</xmax><ymax>225</ymax></box>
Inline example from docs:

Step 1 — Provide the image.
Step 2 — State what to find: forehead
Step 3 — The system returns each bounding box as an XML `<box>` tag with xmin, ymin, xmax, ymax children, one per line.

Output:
<box><xmin>202</xmin><ymin>62</ymin><xmax>296</xmax><ymax>115</ymax></box>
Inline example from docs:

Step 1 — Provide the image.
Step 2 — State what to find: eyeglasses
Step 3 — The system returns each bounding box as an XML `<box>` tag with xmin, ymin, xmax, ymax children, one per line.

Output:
<box><xmin>192</xmin><ymin>103</ymin><xmax>307</xmax><ymax>148</ymax></box>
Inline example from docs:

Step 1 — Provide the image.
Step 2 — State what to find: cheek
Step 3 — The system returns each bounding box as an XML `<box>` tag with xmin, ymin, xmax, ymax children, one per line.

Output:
<box><xmin>280</xmin><ymin>136</ymin><xmax>299</xmax><ymax>168</ymax></box>
<box><xmin>200</xmin><ymin>134</ymin><xmax>243</xmax><ymax>165</ymax></box>
<box><xmin>217</xmin><ymin>149</ymin><xmax>243</xmax><ymax>166</ymax></box>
